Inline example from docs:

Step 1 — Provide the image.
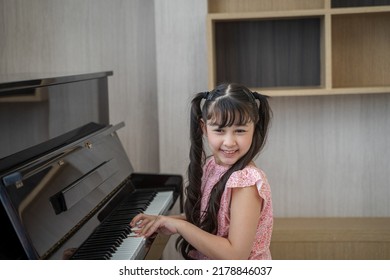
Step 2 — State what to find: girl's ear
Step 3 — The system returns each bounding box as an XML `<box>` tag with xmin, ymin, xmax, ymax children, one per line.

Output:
<box><xmin>200</xmin><ymin>118</ymin><xmax>207</xmax><ymax>136</ymax></box>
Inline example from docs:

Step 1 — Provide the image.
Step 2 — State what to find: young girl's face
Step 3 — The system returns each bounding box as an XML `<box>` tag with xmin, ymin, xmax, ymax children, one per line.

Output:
<box><xmin>202</xmin><ymin>120</ymin><xmax>254</xmax><ymax>167</ymax></box>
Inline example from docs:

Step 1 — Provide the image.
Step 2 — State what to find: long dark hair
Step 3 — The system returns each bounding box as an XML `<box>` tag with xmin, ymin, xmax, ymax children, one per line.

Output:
<box><xmin>176</xmin><ymin>83</ymin><xmax>272</xmax><ymax>259</ymax></box>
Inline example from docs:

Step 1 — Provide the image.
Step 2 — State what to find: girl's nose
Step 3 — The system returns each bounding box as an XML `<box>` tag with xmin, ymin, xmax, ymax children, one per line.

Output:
<box><xmin>224</xmin><ymin>134</ymin><xmax>237</xmax><ymax>147</ymax></box>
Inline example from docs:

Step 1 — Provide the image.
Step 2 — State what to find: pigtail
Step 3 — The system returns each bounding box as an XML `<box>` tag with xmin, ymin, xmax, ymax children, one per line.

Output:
<box><xmin>187</xmin><ymin>92</ymin><xmax>206</xmax><ymax>222</ymax></box>
<box><xmin>176</xmin><ymin>92</ymin><xmax>205</xmax><ymax>259</ymax></box>
<box><xmin>253</xmin><ymin>92</ymin><xmax>272</xmax><ymax>151</ymax></box>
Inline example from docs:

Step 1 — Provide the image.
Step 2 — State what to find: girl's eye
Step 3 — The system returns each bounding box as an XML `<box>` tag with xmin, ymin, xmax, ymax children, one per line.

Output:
<box><xmin>236</xmin><ymin>129</ymin><xmax>247</xmax><ymax>133</ymax></box>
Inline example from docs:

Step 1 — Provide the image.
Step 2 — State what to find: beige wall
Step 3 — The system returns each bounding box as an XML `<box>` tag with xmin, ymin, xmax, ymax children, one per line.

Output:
<box><xmin>155</xmin><ymin>0</ymin><xmax>209</xmax><ymax>176</ymax></box>
<box><xmin>1</xmin><ymin>0</ymin><xmax>389</xmax><ymax>220</ymax></box>
<box><xmin>0</xmin><ymin>0</ymin><xmax>159</xmax><ymax>172</ymax></box>
<box><xmin>259</xmin><ymin>94</ymin><xmax>390</xmax><ymax>217</ymax></box>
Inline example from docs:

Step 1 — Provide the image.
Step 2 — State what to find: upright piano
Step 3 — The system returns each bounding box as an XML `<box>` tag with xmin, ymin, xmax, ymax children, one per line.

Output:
<box><xmin>0</xmin><ymin>72</ymin><xmax>183</xmax><ymax>260</ymax></box>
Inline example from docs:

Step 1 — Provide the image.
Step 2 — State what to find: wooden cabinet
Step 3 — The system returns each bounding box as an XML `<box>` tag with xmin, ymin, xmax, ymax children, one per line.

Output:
<box><xmin>207</xmin><ymin>0</ymin><xmax>390</xmax><ymax>96</ymax></box>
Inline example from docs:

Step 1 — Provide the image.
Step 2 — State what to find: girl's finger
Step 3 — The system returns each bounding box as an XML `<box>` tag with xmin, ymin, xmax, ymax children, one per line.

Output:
<box><xmin>130</xmin><ymin>213</ymin><xmax>145</xmax><ymax>227</ymax></box>
<box><xmin>139</xmin><ymin>218</ymin><xmax>157</xmax><ymax>236</ymax></box>
<box><xmin>144</xmin><ymin>216</ymin><xmax>162</xmax><ymax>237</ymax></box>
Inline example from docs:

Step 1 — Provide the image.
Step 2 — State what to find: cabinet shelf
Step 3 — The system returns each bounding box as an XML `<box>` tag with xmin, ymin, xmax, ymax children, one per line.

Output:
<box><xmin>258</xmin><ymin>86</ymin><xmax>390</xmax><ymax>97</ymax></box>
<box><xmin>207</xmin><ymin>0</ymin><xmax>390</xmax><ymax>96</ymax></box>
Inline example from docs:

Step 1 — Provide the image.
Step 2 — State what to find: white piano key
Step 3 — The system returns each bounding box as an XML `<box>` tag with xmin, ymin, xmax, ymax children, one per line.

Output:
<box><xmin>143</xmin><ymin>191</ymin><xmax>174</xmax><ymax>215</ymax></box>
<box><xmin>110</xmin><ymin>236</ymin><xmax>146</xmax><ymax>260</ymax></box>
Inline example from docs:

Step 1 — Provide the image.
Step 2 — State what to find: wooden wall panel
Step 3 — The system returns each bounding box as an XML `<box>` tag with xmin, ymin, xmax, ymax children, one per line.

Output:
<box><xmin>155</xmin><ymin>0</ymin><xmax>209</xmax><ymax>176</ymax></box>
<box><xmin>0</xmin><ymin>0</ymin><xmax>159</xmax><ymax>172</ymax></box>
<box><xmin>257</xmin><ymin>93</ymin><xmax>390</xmax><ymax>217</ymax></box>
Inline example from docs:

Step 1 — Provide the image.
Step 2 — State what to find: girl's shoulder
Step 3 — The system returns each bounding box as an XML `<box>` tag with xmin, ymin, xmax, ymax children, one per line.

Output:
<box><xmin>226</xmin><ymin>164</ymin><xmax>269</xmax><ymax>190</ymax></box>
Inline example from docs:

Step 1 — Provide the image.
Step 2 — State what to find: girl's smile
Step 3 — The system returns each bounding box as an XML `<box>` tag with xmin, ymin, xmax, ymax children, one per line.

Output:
<box><xmin>221</xmin><ymin>149</ymin><xmax>237</xmax><ymax>155</ymax></box>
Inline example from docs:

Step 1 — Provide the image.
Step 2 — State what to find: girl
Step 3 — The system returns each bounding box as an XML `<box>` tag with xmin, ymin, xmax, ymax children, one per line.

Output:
<box><xmin>130</xmin><ymin>83</ymin><xmax>273</xmax><ymax>260</ymax></box>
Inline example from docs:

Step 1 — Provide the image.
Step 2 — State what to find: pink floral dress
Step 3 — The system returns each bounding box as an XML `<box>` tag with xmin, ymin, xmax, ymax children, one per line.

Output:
<box><xmin>190</xmin><ymin>157</ymin><xmax>273</xmax><ymax>260</ymax></box>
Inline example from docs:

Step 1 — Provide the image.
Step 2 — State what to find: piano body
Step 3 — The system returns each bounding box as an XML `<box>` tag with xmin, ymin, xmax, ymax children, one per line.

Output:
<box><xmin>0</xmin><ymin>72</ymin><xmax>183</xmax><ymax>260</ymax></box>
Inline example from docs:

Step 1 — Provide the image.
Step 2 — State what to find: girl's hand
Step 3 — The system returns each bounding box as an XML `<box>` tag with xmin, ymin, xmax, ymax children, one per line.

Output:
<box><xmin>130</xmin><ymin>213</ymin><xmax>179</xmax><ymax>237</ymax></box>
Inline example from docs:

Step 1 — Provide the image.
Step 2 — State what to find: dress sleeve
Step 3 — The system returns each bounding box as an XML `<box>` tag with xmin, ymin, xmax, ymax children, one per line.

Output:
<box><xmin>226</xmin><ymin>167</ymin><xmax>264</xmax><ymax>191</ymax></box>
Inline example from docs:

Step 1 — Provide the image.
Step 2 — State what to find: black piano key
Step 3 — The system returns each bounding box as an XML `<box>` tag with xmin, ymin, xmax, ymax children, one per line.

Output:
<box><xmin>84</xmin><ymin>235</ymin><xmax>123</xmax><ymax>244</ymax></box>
<box><xmin>114</xmin><ymin>202</ymin><xmax>150</xmax><ymax>211</ymax></box>
<box><xmin>90</xmin><ymin>231</ymin><xmax>124</xmax><ymax>238</ymax></box>
<box><xmin>90</xmin><ymin>232</ymin><xmax>125</xmax><ymax>240</ymax></box>
<box><xmin>72</xmin><ymin>250</ymin><xmax>113</xmax><ymax>259</ymax></box>
<box><xmin>95</xmin><ymin>225</ymin><xmax>130</xmax><ymax>233</ymax></box>
<box><xmin>81</xmin><ymin>241</ymin><xmax>117</xmax><ymax>249</ymax></box>
<box><xmin>72</xmin><ymin>251</ymin><xmax>112</xmax><ymax>260</ymax></box>
<box><xmin>108</xmin><ymin>213</ymin><xmax>139</xmax><ymax>220</ymax></box>
<box><xmin>82</xmin><ymin>239</ymin><xmax>121</xmax><ymax>249</ymax></box>
<box><xmin>74</xmin><ymin>242</ymin><xmax>118</xmax><ymax>255</ymax></box>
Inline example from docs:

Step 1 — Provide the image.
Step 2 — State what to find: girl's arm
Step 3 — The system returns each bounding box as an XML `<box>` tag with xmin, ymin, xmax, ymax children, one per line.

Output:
<box><xmin>133</xmin><ymin>185</ymin><xmax>262</xmax><ymax>260</ymax></box>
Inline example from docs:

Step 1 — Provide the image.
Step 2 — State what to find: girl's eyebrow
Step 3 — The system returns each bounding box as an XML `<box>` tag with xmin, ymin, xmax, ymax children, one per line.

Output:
<box><xmin>207</xmin><ymin>123</ymin><xmax>250</xmax><ymax>128</ymax></box>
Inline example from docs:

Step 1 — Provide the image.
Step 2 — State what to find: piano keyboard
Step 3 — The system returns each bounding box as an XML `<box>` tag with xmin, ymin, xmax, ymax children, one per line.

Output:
<box><xmin>71</xmin><ymin>190</ymin><xmax>174</xmax><ymax>260</ymax></box>
<box><xmin>110</xmin><ymin>191</ymin><xmax>174</xmax><ymax>260</ymax></box>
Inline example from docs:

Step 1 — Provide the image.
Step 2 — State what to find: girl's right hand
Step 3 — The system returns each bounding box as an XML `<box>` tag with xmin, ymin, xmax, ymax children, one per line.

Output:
<box><xmin>130</xmin><ymin>213</ymin><xmax>178</xmax><ymax>237</ymax></box>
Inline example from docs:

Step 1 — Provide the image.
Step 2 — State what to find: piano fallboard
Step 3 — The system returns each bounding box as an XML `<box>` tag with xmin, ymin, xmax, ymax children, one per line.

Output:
<box><xmin>0</xmin><ymin>122</ymin><xmax>183</xmax><ymax>260</ymax></box>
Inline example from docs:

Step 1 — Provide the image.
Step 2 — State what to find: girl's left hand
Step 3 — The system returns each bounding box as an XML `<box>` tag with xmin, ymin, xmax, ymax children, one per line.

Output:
<box><xmin>130</xmin><ymin>213</ymin><xmax>179</xmax><ymax>237</ymax></box>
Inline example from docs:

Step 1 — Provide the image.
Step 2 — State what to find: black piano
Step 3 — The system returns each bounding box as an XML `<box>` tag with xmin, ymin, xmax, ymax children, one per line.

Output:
<box><xmin>0</xmin><ymin>72</ymin><xmax>183</xmax><ymax>260</ymax></box>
